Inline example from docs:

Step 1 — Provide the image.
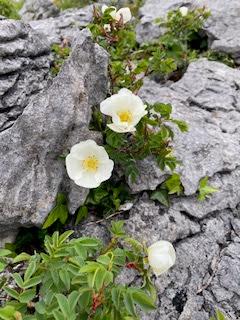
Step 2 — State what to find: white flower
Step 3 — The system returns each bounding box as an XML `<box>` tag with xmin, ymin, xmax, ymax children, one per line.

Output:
<box><xmin>179</xmin><ymin>6</ymin><xmax>188</xmax><ymax>16</ymax></box>
<box><xmin>66</xmin><ymin>140</ymin><xmax>114</xmax><ymax>189</ymax></box>
<box><xmin>100</xmin><ymin>88</ymin><xmax>147</xmax><ymax>133</ymax></box>
<box><xmin>102</xmin><ymin>5</ymin><xmax>132</xmax><ymax>23</ymax></box>
<box><xmin>104</xmin><ymin>24</ymin><xmax>111</xmax><ymax>32</ymax></box>
<box><xmin>147</xmin><ymin>241</ymin><xmax>176</xmax><ymax>276</ymax></box>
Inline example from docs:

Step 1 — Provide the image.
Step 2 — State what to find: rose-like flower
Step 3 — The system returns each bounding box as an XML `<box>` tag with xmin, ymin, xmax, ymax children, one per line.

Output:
<box><xmin>102</xmin><ymin>5</ymin><xmax>132</xmax><ymax>24</ymax></box>
<box><xmin>147</xmin><ymin>241</ymin><xmax>176</xmax><ymax>276</ymax></box>
<box><xmin>100</xmin><ymin>88</ymin><xmax>147</xmax><ymax>133</ymax></box>
<box><xmin>66</xmin><ymin>140</ymin><xmax>114</xmax><ymax>188</ymax></box>
<box><xmin>179</xmin><ymin>6</ymin><xmax>188</xmax><ymax>16</ymax></box>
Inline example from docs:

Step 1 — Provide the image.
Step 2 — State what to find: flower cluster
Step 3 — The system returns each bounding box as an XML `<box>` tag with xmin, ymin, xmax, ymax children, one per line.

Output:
<box><xmin>66</xmin><ymin>88</ymin><xmax>147</xmax><ymax>188</ymax></box>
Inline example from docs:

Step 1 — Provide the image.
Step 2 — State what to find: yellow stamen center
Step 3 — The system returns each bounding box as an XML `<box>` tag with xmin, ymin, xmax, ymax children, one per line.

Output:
<box><xmin>117</xmin><ymin>110</ymin><xmax>132</xmax><ymax>123</ymax></box>
<box><xmin>83</xmin><ymin>156</ymin><xmax>99</xmax><ymax>172</ymax></box>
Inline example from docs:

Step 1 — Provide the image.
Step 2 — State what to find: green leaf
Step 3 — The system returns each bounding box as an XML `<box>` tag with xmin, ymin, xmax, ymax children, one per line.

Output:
<box><xmin>171</xmin><ymin>119</ymin><xmax>188</xmax><ymax>132</ymax></box>
<box><xmin>111</xmin><ymin>287</ymin><xmax>123</xmax><ymax>310</ymax></box>
<box><xmin>43</xmin><ymin>203</ymin><xmax>68</xmax><ymax>229</ymax></box>
<box><xmin>23</xmin><ymin>276</ymin><xmax>42</xmax><ymax>289</ymax></box>
<box><xmin>110</xmin><ymin>221</ymin><xmax>125</xmax><ymax>237</ymax></box>
<box><xmin>75</xmin><ymin>206</ymin><xmax>88</xmax><ymax>225</ymax></box>
<box><xmin>68</xmin><ymin>291</ymin><xmax>81</xmax><ymax>312</ymax></box>
<box><xmin>151</xmin><ymin>189</ymin><xmax>169</xmax><ymax>206</ymax></box>
<box><xmin>59</xmin><ymin>269</ymin><xmax>71</xmax><ymax>291</ymax></box>
<box><xmin>56</xmin><ymin>193</ymin><xmax>67</xmax><ymax>205</ymax></box>
<box><xmin>56</xmin><ymin>294</ymin><xmax>71</xmax><ymax>318</ymax></box>
<box><xmin>210</xmin><ymin>309</ymin><xmax>228</xmax><ymax>320</ymax></box>
<box><xmin>131</xmin><ymin>289</ymin><xmax>156</xmax><ymax>312</ymax></box>
<box><xmin>19</xmin><ymin>288</ymin><xmax>36</xmax><ymax>303</ymax></box>
<box><xmin>198</xmin><ymin>177</ymin><xmax>218</xmax><ymax>201</ymax></box>
<box><xmin>0</xmin><ymin>306</ymin><xmax>16</xmax><ymax>320</ymax></box>
<box><xmin>123</xmin><ymin>291</ymin><xmax>137</xmax><ymax>317</ymax></box>
<box><xmin>58</xmin><ymin>230</ymin><xmax>74</xmax><ymax>245</ymax></box>
<box><xmin>164</xmin><ymin>173</ymin><xmax>183</xmax><ymax>195</ymax></box>
<box><xmin>152</xmin><ymin>103</ymin><xmax>172</xmax><ymax>119</ymax></box>
<box><xmin>24</xmin><ymin>260</ymin><xmax>37</xmax><ymax>282</ymax></box>
<box><xmin>13</xmin><ymin>253</ymin><xmax>31</xmax><ymax>264</ymax></box>
<box><xmin>0</xmin><ymin>249</ymin><xmax>12</xmax><ymax>257</ymax></box>
<box><xmin>106</xmin><ymin>129</ymin><xmax>125</xmax><ymax>148</ymax></box>
<box><xmin>12</xmin><ymin>273</ymin><xmax>24</xmax><ymax>289</ymax></box>
<box><xmin>3</xmin><ymin>287</ymin><xmax>19</xmax><ymax>300</ymax></box>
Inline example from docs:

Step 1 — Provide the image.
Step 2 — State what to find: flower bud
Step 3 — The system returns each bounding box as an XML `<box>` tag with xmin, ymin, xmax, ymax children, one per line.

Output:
<box><xmin>147</xmin><ymin>241</ymin><xmax>176</xmax><ymax>276</ymax></box>
<box><xmin>179</xmin><ymin>6</ymin><xmax>188</xmax><ymax>16</ymax></box>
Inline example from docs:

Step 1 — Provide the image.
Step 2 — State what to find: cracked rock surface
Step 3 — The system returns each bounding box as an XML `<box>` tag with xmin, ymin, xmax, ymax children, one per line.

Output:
<box><xmin>28</xmin><ymin>5</ymin><xmax>93</xmax><ymax>45</ymax></box>
<box><xmin>137</xmin><ymin>0</ymin><xmax>240</xmax><ymax>62</ymax></box>
<box><xmin>0</xmin><ymin>26</ymin><xmax>108</xmax><ymax>237</ymax></box>
<box><xmin>20</xmin><ymin>0</ymin><xmax>60</xmax><ymax>22</ymax></box>
<box><xmin>0</xmin><ymin>20</ymin><xmax>51</xmax><ymax>132</ymax></box>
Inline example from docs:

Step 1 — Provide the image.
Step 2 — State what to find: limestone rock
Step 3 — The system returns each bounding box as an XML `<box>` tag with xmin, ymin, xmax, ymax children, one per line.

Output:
<box><xmin>0</xmin><ymin>20</ymin><xmax>51</xmax><ymax>132</ymax></box>
<box><xmin>136</xmin><ymin>0</ymin><xmax>240</xmax><ymax>62</ymax></box>
<box><xmin>125</xmin><ymin>194</ymin><xmax>240</xmax><ymax>319</ymax></box>
<box><xmin>0</xmin><ymin>27</ymin><xmax>108</xmax><ymax>237</ymax></box>
<box><xmin>20</xmin><ymin>0</ymin><xmax>60</xmax><ymax>22</ymax></box>
<box><xmin>132</xmin><ymin>59</ymin><xmax>240</xmax><ymax>197</ymax></box>
<box><xmin>29</xmin><ymin>5</ymin><xmax>93</xmax><ymax>45</ymax></box>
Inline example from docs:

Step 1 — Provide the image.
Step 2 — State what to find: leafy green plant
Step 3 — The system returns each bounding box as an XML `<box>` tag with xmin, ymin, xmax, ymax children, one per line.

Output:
<box><xmin>210</xmin><ymin>309</ymin><xmax>229</xmax><ymax>320</ymax></box>
<box><xmin>197</xmin><ymin>176</ymin><xmax>218</xmax><ymax>201</ymax></box>
<box><xmin>0</xmin><ymin>222</ymin><xmax>158</xmax><ymax>320</ymax></box>
<box><xmin>43</xmin><ymin>193</ymin><xmax>69</xmax><ymax>229</ymax></box>
<box><xmin>151</xmin><ymin>173</ymin><xmax>184</xmax><ymax>206</ymax></box>
<box><xmin>89</xmin><ymin>6</ymin><xmax>210</xmax><ymax>93</ymax></box>
<box><xmin>76</xmin><ymin>181</ymin><xmax>131</xmax><ymax>224</ymax></box>
<box><xmin>103</xmin><ymin>102</ymin><xmax>187</xmax><ymax>182</ymax></box>
<box><xmin>51</xmin><ymin>43</ymin><xmax>71</xmax><ymax>77</ymax></box>
<box><xmin>0</xmin><ymin>0</ymin><xmax>20</xmax><ymax>19</ymax></box>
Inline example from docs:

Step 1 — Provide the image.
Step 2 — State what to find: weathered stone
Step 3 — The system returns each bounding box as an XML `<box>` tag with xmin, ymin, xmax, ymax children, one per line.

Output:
<box><xmin>0</xmin><ymin>28</ymin><xmax>108</xmax><ymax>238</ymax></box>
<box><xmin>29</xmin><ymin>6</ymin><xmax>93</xmax><ymax>45</ymax></box>
<box><xmin>137</xmin><ymin>0</ymin><xmax>240</xmax><ymax>62</ymax></box>
<box><xmin>132</xmin><ymin>59</ymin><xmax>240</xmax><ymax>197</ymax></box>
<box><xmin>0</xmin><ymin>20</ymin><xmax>51</xmax><ymax>132</ymax></box>
<box><xmin>124</xmin><ymin>193</ymin><xmax>240</xmax><ymax>319</ymax></box>
<box><xmin>20</xmin><ymin>0</ymin><xmax>60</xmax><ymax>22</ymax></box>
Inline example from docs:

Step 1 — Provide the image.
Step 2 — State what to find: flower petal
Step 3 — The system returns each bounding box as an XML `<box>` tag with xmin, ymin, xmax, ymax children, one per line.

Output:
<box><xmin>74</xmin><ymin>172</ymin><xmax>101</xmax><ymax>189</ymax></box>
<box><xmin>107</xmin><ymin>123</ymin><xmax>136</xmax><ymax>133</ymax></box>
<box><xmin>95</xmin><ymin>159</ymin><xmax>114</xmax><ymax>182</ymax></box>
<box><xmin>116</xmin><ymin>7</ymin><xmax>132</xmax><ymax>23</ymax></box>
<box><xmin>66</xmin><ymin>154</ymin><xmax>83</xmax><ymax>181</ymax></box>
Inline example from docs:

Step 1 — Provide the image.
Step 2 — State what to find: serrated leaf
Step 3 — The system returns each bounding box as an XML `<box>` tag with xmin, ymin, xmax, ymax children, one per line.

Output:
<box><xmin>56</xmin><ymin>294</ymin><xmax>71</xmax><ymax>318</ymax></box>
<box><xmin>24</xmin><ymin>261</ymin><xmax>37</xmax><ymax>282</ymax></box>
<box><xmin>123</xmin><ymin>291</ymin><xmax>137</xmax><ymax>317</ymax></box>
<box><xmin>3</xmin><ymin>287</ymin><xmax>19</xmax><ymax>300</ymax></box>
<box><xmin>23</xmin><ymin>276</ymin><xmax>42</xmax><ymax>289</ymax></box>
<box><xmin>151</xmin><ymin>189</ymin><xmax>169</xmax><ymax>206</ymax></box>
<box><xmin>12</xmin><ymin>274</ymin><xmax>24</xmax><ymax>289</ymax></box>
<box><xmin>19</xmin><ymin>288</ymin><xmax>36</xmax><ymax>303</ymax></box>
<box><xmin>59</xmin><ymin>269</ymin><xmax>70</xmax><ymax>291</ymax></box>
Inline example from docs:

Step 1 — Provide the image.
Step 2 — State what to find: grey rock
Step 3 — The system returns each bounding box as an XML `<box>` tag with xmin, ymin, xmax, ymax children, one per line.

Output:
<box><xmin>133</xmin><ymin>59</ymin><xmax>240</xmax><ymax>197</ymax></box>
<box><xmin>126</xmin><ymin>194</ymin><xmax>239</xmax><ymax>319</ymax></box>
<box><xmin>125</xmin><ymin>196</ymin><xmax>200</xmax><ymax>244</ymax></box>
<box><xmin>20</xmin><ymin>0</ymin><xmax>60</xmax><ymax>22</ymax></box>
<box><xmin>0</xmin><ymin>20</ymin><xmax>51</xmax><ymax>132</ymax></box>
<box><xmin>137</xmin><ymin>0</ymin><xmax>240</xmax><ymax>62</ymax></box>
<box><xmin>0</xmin><ymin>28</ymin><xmax>108</xmax><ymax>237</ymax></box>
<box><xmin>29</xmin><ymin>6</ymin><xmax>93</xmax><ymax>45</ymax></box>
